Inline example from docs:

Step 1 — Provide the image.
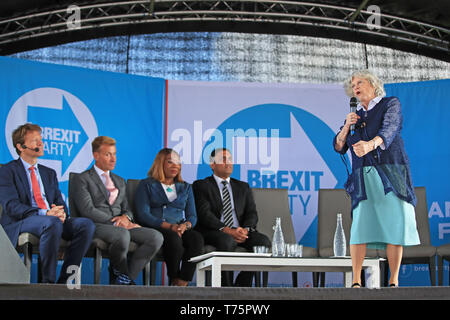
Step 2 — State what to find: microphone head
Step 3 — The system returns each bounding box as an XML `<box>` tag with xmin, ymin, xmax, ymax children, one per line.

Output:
<box><xmin>350</xmin><ymin>97</ymin><xmax>358</xmax><ymax>107</ymax></box>
<box><xmin>21</xmin><ymin>144</ymin><xmax>40</xmax><ymax>152</ymax></box>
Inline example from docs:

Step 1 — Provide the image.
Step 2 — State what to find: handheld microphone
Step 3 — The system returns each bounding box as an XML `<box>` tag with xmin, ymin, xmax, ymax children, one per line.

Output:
<box><xmin>350</xmin><ymin>97</ymin><xmax>358</xmax><ymax>135</ymax></box>
<box><xmin>21</xmin><ymin>144</ymin><xmax>40</xmax><ymax>152</ymax></box>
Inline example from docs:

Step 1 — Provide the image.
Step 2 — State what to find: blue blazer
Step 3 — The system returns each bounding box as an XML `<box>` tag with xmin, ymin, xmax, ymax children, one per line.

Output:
<box><xmin>0</xmin><ymin>159</ymin><xmax>67</xmax><ymax>246</ymax></box>
<box><xmin>333</xmin><ymin>96</ymin><xmax>416</xmax><ymax>209</ymax></box>
<box><xmin>134</xmin><ymin>177</ymin><xmax>197</xmax><ymax>229</ymax></box>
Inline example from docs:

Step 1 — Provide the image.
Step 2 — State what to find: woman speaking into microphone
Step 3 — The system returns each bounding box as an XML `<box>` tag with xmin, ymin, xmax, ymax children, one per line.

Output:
<box><xmin>333</xmin><ymin>70</ymin><xmax>420</xmax><ymax>288</ymax></box>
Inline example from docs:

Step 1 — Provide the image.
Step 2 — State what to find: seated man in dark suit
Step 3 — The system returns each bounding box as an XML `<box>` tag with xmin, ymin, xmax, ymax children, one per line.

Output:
<box><xmin>193</xmin><ymin>148</ymin><xmax>271</xmax><ymax>287</ymax></box>
<box><xmin>0</xmin><ymin>123</ymin><xmax>95</xmax><ymax>284</ymax></box>
<box><xmin>71</xmin><ymin>136</ymin><xmax>163</xmax><ymax>285</ymax></box>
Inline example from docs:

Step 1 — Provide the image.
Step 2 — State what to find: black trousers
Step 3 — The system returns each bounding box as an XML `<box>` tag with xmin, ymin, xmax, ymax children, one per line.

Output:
<box><xmin>202</xmin><ymin>229</ymin><xmax>271</xmax><ymax>287</ymax></box>
<box><xmin>156</xmin><ymin>227</ymin><xmax>204</xmax><ymax>282</ymax></box>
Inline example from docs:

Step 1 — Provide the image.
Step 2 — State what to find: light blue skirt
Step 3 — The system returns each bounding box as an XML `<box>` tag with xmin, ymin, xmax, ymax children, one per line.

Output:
<box><xmin>349</xmin><ymin>166</ymin><xmax>420</xmax><ymax>250</ymax></box>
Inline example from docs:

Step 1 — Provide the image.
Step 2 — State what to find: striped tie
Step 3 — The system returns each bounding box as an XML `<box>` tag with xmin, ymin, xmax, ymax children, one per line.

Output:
<box><xmin>221</xmin><ymin>180</ymin><xmax>234</xmax><ymax>227</ymax></box>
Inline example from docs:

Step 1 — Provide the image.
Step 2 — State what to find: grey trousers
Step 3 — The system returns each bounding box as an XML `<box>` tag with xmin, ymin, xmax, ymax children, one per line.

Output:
<box><xmin>94</xmin><ymin>224</ymin><xmax>163</xmax><ymax>280</ymax></box>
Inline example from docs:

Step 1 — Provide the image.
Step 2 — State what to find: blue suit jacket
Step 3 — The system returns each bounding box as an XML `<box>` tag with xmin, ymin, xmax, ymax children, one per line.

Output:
<box><xmin>0</xmin><ymin>159</ymin><xmax>67</xmax><ymax>246</ymax></box>
<box><xmin>134</xmin><ymin>177</ymin><xmax>197</xmax><ymax>229</ymax></box>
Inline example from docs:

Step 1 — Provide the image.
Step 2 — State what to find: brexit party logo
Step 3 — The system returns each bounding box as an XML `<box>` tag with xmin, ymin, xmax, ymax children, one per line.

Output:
<box><xmin>172</xmin><ymin>104</ymin><xmax>348</xmax><ymax>243</ymax></box>
<box><xmin>5</xmin><ymin>87</ymin><xmax>98</xmax><ymax>181</ymax></box>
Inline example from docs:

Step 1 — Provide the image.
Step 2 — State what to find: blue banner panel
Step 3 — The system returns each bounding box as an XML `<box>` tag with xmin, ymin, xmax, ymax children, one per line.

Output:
<box><xmin>0</xmin><ymin>56</ymin><xmax>165</xmax><ymax>188</ymax></box>
<box><xmin>386</xmin><ymin>79</ymin><xmax>450</xmax><ymax>246</ymax></box>
<box><xmin>386</xmin><ymin>79</ymin><xmax>450</xmax><ymax>285</ymax></box>
<box><xmin>0</xmin><ymin>56</ymin><xmax>165</xmax><ymax>284</ymax></box>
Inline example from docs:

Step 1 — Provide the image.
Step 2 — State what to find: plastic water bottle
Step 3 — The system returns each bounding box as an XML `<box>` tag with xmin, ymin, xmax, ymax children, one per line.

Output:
<box><xmin>272</xmin><ymin>217</ymin><xmax>285</xmax><ymax>257</ymax></box>
<box><xmin>333</xmin><ymin>213</ymin><xmax>346</xmax><ymax>257</ymax></box>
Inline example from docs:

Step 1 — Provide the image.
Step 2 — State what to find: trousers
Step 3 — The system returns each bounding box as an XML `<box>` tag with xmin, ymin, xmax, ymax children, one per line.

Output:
<box><xmin>93</xmin><ymin>224</ymin><xmax>164</xmax><ymax>280</ymax></box>
<box><xmin>19</xmin><ymin>215</ymin><xmax>95</xmax><ymax>283</ymax></box>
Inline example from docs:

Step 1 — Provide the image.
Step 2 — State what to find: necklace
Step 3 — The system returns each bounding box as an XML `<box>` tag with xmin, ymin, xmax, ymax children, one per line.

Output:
<box><xmin>162</xmin><ymin>182</ymin><xmax>175</xmax><ymax>192</ymax></box>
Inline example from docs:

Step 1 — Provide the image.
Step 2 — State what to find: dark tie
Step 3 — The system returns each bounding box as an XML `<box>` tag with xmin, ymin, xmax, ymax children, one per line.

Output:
<box><xmin>221</xmin><ymin>180</ymin><xmax>234</xmax><ymax>227</ymax></box>
<box><xmin>29</xmin><ymin>166</ymin><xmax>47</xmax><ymax>209</ymax></box>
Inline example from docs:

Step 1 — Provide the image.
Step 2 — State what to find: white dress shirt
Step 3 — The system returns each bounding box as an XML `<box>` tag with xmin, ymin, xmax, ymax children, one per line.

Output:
<box><xmin>357</xmin><ymin>95</ymin><xmax>386</xmax><ymax>150</ymax></box>
<box><xmin>161</xmin><ymin>182</ymin><xmax>177</xmax><ymax>202</ymax></box>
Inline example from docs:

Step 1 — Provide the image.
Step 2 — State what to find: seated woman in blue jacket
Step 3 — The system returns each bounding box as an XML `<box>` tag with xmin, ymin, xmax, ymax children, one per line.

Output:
<box><xmin>134</xmin><ymin>148</ymin><xmax>204</xmax><ymax>286</ymax></box>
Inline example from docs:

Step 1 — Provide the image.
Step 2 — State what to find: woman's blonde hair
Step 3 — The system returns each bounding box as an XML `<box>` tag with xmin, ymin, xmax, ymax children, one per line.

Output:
<box><xmin>343</xmin><ymin>70</ymin><xmax>386</xmax><ymax>98</ymax></box>
<box><xmin>148</xmin><ymin>148</ymin><xmax>183</xmax><ymax>183</ymax></box>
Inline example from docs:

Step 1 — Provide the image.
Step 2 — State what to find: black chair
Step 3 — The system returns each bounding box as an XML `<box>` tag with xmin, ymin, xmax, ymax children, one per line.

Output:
<box><xmin>377</xmin><ymin>187</ymin><xmax>436</xmax><ymax>286</ymax></box>
<box><xmin>125</xmin><ymin>178</ymin><xmax>161</xmax><ymax>285</ymax></box>
<box><xmin>437</xmin><ymin>246</ymin><xmax>450</xmax><ymax>285</ymax></box>
<box><xmin>317</xmin><ymin>188</ymin><xmax>378</xmax><ymax>287</ymax></box>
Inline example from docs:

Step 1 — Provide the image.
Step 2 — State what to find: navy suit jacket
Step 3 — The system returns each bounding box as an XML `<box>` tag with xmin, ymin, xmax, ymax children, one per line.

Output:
<box><xmin>0</xmin><ymin>159</ymin><xmax>67</xmax><ymax>246</ymax></box>
<box><xmin>134</xmin><ymin>177</ymin><xmax>197</xmax><ymax>229</ymax></box>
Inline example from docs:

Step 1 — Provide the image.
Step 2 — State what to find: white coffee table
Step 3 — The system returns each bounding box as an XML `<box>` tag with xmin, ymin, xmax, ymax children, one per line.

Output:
<box><xmin>189</xmin><ymin>251</ymin><xmax>384</xmax><ymax>288</ymax></box>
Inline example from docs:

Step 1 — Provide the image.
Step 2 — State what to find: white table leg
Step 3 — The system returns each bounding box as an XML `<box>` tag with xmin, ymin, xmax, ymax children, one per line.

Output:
<box><xmin>211</xmin><ymin>261</ymin><xmax>221</xmax><ymax>287</ymax></box>
<box><xmin>370</xmin><ymin>264</ymin><xmax>380</xmax><ymax>288</ymax></box>
<box><xmin>344</xmin><ymin>271</ymin><xmax>353</xmax><ymax>288</ymax></box>
<box><xmin>196</xmin><ymin>264</ymin><xmax>205</xmax><ymax>287</ymax></box>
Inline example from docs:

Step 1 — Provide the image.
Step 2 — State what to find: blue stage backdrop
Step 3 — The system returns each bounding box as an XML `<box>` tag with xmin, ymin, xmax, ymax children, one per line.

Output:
<box><xmin>385</xmin><ymin>79</ymin><xmax>450</xmax><ymax>285</ymax></box>
<box><xmin>0</xmin><ymin>56</ymin><xmax>166</xmax><ymax>284</ymax></box>
<box><xmin>1</xmin><ymin>56</ymin><xmax>449</xmax><ymax>286</ymax></box>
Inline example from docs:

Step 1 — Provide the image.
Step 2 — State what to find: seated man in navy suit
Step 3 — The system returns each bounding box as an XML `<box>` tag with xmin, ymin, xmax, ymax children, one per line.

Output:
<box><xmin>0</xmin><ymin>123</ymin><xmax>95</xmax><ymax>284</ymax></box>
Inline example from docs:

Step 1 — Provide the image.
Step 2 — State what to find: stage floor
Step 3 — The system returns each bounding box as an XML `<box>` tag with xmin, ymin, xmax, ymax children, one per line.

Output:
<box><xmin>1</xmin><ymin>283</ymin><xmax>450</xmax><ymax>300</ymax></box>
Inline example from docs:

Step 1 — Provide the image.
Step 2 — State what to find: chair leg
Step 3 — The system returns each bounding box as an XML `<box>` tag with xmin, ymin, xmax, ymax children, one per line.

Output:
<box><xmin>37</xmin><ymin>255</ymin><xmax>43</xmax><ymax>283</ymax></box>
<box><xmin>442</xmin><ymin>259</ymin><xmax>450</xmax><ymax>286</ymax></box>
<box><xmin>143</xmin><ymin>262</ymin><xmax>150</xmax><ymax>286</ymax></box>
<box><xmin>262</xmin><ymin>272</ymin><xmax>268</xmax><ymax>287</ymax></box>
<box><xmin>383</xmin><ymin>261</ymin><xmax>389</xmax><ymax>287</ymax></box>
<box><xmin>150</xmin><ymin>260</ymin><xmax>157</xmax><ymax>285</ymax></box>
<box><xmin>361</xmin><ymin>269</ymin><xmax>366</xmax><ymax>287</ymax></box>
<box><xmin>319</xmin><ymin>272</ymin><xmax>326</xmax><ymax>287</ymax></box>
<box><xmin>437</xmin><ymin>255</ymin><xmax>444</xmax><ymax>286</ymax></box>
<box><xmin>22</xmin><ymin>243</ymin><xmax>32</xmax><ymax>274</ymax></box>
<box><xmin>94</xmin><ymin>247</ymin><xmax>102</xmax><ymax>285</ymax></box>
<box><xmin>429</xmin><ymin>256</ymin><xmax>437</xmax><ymax>286</ymax></box>
<box><xmin>312</xmin><ymin>272</ymin><xmax>319</xmax><ymax>287</ymax></box>
<box><xmin>291</xmin><ymin>272</ymin><xmax>298</xmax><ymax>287</ymax></box>
<box><xmin>254</xmin><ymin>272</ymin><xmax>261</xmax><ymax>287</ymax></box>
<box><xmin>77</xmin><ymin>263</ymin><xmax>82</xmax><ymax>286</ymax></box>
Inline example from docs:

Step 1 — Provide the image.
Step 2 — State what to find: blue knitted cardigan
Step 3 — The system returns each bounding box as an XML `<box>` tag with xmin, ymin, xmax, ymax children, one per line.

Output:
<box><xmin>333</xmin><ymin>96</ymin><xmax>416</xmax><ymax>210</ymax></box>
